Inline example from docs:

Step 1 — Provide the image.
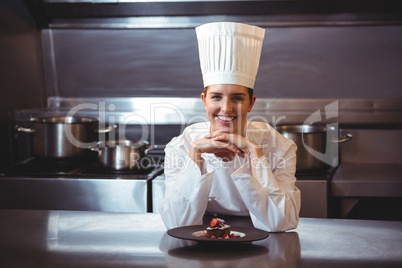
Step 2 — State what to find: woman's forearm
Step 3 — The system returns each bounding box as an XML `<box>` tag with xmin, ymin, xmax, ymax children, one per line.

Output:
<box><xmin>188</xmin><ymin>146</ymin><xmax>203</xmax><ymax>171</ymax></box>
<box><xmin>248</xmin><ymin>143</ymin><xmax>264</xmax><ymax>179</ymax></box>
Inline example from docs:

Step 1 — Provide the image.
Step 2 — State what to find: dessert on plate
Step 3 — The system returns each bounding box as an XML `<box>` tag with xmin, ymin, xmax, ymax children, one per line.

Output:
<box><xmin>202</xmin><ymin>218</ymin><xmax>236</xmax><ymax>239</ymax></box>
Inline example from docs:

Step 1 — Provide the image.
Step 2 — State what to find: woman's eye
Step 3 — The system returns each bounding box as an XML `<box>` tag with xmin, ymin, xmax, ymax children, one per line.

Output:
<box><xmin>211</xmin><ymin>95</ymin><xmax>221</xmax><ymax>100</ymax></box>
<box><xmin>233</xmin><ymin>96</ymin><xmax>244</xmax><ymax>102</ymax></box>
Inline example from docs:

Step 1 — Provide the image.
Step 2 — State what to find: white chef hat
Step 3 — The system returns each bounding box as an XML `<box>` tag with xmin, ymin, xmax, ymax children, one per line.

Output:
<box><xmin>196</xmin><ymin>22</ymin><xmax>265</xmax><ymax>89</ymax></box>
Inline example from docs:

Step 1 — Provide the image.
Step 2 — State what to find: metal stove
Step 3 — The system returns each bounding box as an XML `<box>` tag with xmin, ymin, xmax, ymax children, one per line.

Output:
<box><xmin>0</xmin><ymin>149</ymin><xmax>337</xmax><ymax>217</ymax></box>
<box><xmin>0</xmin><ymin>154</ymin><xmax>164</xmax><ymax>213</ymax></box>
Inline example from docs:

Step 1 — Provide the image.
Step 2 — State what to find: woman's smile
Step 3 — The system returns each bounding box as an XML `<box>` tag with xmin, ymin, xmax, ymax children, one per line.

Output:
<box><xmin>216</xmin><ymin>115</ymin><xmax>237</xmax><ymax>124</ymax></box>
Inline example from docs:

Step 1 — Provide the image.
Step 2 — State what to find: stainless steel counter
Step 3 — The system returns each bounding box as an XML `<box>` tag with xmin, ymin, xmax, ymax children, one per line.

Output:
<box><xmin>331</xmin><ymin>163</ymin><xmax>402</xmax><ymax>197</ymax></box>
<box><xmin>1</xmin><ymin>210</ymin><xmax>401</xmax><ymax>267</ymax></box>
<box><xmin>0</xmin><ymin>177</ymin><xmax>150</xmax><ymax>212</ymax></box>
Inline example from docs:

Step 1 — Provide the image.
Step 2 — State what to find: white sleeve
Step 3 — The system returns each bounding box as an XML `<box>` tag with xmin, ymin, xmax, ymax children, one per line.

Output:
<box><xmin>159</xmin><ymin>137</ymin><xmax>214</xmax><ymax>229</ymax></box>
<box><xmin>232</xmin><ymin>141</ymin><xmax>301</xmax><ymax>232</ymax></box>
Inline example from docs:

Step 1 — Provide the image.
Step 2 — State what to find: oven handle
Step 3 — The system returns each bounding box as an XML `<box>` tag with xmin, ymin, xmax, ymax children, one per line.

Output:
<box><xmin>15</xmin><ymin>126</ymin><xmax>36</xmax><ymax>134</ymax></box>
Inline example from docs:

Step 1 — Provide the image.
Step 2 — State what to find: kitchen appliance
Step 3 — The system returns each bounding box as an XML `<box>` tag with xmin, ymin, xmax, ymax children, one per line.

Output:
<box><xmin>16</xmin><ymin>116</ymin><xmax>116</xmax><ymax>159</ymax></box>
<box><xmin>1</xmin><ymin>144</ymin><xmax>334</xmax><ymax>217</ymax></box>
<box><xmin>276</xmin><ymin>124</ymin><xmax>352</xmax><ymax>171</ymax></box>
<box><xmin>0</xmin><ymin>149</ymin><xmax>164</xmax><ymax>213</ymax></box>
<box><xmin>272</xmin><ymin>124</ymin><xmax>351</xmax><ymax>218</ymax></box>
<box><xmin>2</xmin><ymin>0</ymin><xmax>401</xmax><ymax>223</ymax></box>
<box><xmin>293</xmin><ymin>167</ymin><xmax>337</xmax><ymax>218</ymax></box>
<box><xmin>90</xmin><ymin>140</ymin><xmax>156</xmax><ymax>170</ymax></box>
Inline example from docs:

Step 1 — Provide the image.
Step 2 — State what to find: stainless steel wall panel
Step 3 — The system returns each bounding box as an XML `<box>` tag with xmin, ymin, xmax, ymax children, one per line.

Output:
<box><xmin>41</xmin><ymin>26</ymin><xmax>402</xmax><ymax>100</ymax></box>
<box><xmin>42</xmin><ymin>28</ymin><xmax>202</xmax><ymax>98</ymax></box>
<box><xmin>14</xmin><ymin>97</ymin><xmax>402</xmax><ymax>126</ymax></box>
<box><xmin>339</xmin><ymin>129</ymin><xmax>402</xmax><ymax>164</ymax></box>
<box><xmin>42</xmin><ymin>30</ymin><xmax>59</xmax><ymax>97</ymax></box>
<box><xmin>0</xmin><ymin>0</ymin><xmax>47</xmax><ymax>167</ymax></box>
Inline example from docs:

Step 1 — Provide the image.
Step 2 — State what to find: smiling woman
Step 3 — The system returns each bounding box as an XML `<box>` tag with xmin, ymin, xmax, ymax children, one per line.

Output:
<box><xmin>201</xmin><ymin>84</ymin><xmax>255</xmax><ymax>136</ymax></box>
<box><xmin>159</xmin><ymin>22</ymin><xmax>301</xmax><ymax>232</ymax></box>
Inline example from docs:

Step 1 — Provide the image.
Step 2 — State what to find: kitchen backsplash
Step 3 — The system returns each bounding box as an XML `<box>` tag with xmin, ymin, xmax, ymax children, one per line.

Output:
<box><xmin>42</xmin><ymin>26</ymin><xmax>402</xmax><ymax>100</ymax></box>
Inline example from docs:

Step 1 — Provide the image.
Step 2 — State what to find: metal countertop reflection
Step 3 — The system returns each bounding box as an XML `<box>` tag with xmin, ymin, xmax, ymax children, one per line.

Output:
<box><xmin>1</xmin><ymin>210</ymin><xmax>402</xmax><ymax>267</ymax></box>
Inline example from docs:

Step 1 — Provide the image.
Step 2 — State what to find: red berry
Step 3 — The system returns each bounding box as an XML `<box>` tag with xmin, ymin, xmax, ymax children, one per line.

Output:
<box><xmin>201</xmin><ymin>232</ymin><xmax>207</xmax><ymax>238</ymax></box>
<box><xmin>218</xmin><ymin>237</ymin><xmax>223</xmax><ymax>239</ymax></box>
<box><xmin>230</xmin><ymin>233</ymin><xmax>236</xmax><ymax>238</ymax></box>
<box><xmin>222</xmin><ymin>234</ymin><xmax>229</xmax><ymax>239</ymax></box>
<box><xmin>211</xmin><ymin>236</ymin><xmax>216</xmax><ymax>239</ymax></box>
<box><xmin>210</xmin><ymin>218</ymin><xmax>219</xmax><ymax>228</ymax></box>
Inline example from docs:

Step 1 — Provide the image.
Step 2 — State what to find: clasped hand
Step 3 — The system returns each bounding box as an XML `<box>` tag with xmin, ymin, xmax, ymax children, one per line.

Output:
<box><xmin>191</xmin><ymin>131</ymin><xmax>261</xmax><ymax>160</ymax></box>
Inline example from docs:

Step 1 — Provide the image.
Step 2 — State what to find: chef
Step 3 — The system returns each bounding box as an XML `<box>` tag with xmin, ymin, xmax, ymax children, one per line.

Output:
<box><xmin>159</xmin><ymin>22</ymin><xmax>301</xmax><ymax>232</ymax></box>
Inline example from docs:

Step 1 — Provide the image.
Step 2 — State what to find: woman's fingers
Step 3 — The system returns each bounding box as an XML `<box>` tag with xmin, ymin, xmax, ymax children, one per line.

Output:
<box><xmin>210</xmin><ymin>140</ymin><xmax>241</xmax><ymax>154</ymax></box>
<box><xmin>203</xmin><ymin>132</ymin><xmax>248</xmax><ymax>158</ymax></box>
<box><xmin>205</xmin><ymin>130</ymin><xmax>228</xmax><ymax>139</ymax></box>
<box><xmin>211</xmin><ymin>134</ymin><xmax>245</xmax><ymax>149</ymax></box>
<box><xmin>199</xmin><ymin>139</ymin><xmax>242</xmax><ymax>154</ymax></box>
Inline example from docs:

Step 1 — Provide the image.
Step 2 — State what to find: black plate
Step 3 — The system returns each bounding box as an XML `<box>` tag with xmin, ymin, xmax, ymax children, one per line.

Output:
<box><xmin>167</xmin><ymin>225</ymin><xmax>269</xmax><ymax>243</ymax></box>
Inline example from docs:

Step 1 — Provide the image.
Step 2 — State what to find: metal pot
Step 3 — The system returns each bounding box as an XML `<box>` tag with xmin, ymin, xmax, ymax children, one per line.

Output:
<box><xmin>90</xmin><ymin>140</ymin><xmax>156</xmax><ymax>170</ymax></box>
<box><xmin>276</xmin><ymin>125</ymin><xmax>352</xmax><ymax>171</ymax></box>
<box><xmin>16</xmin><ymin>116</ymin><xmax>116</xmax><ymax>159</ymax></box>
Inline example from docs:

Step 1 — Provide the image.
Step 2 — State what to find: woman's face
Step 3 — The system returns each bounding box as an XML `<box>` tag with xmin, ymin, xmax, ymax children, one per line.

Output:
<box><xmin>201</xmin><ymin>84</ymin><xmax>256</xmax><ymax>135</ymax></box>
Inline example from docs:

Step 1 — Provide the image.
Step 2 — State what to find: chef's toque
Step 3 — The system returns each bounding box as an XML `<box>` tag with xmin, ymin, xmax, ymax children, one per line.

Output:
<box><xmin>196</xmin><ymin>22</ymin><xmax>265</xmax><ymax>89</ymax></box>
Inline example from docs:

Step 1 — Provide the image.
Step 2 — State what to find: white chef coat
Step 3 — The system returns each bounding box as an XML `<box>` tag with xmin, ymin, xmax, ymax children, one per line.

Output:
<box><xmin>159</xmin><ymin>121</ymin><xmax>301</xmax><ymax>232</ymax></box>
